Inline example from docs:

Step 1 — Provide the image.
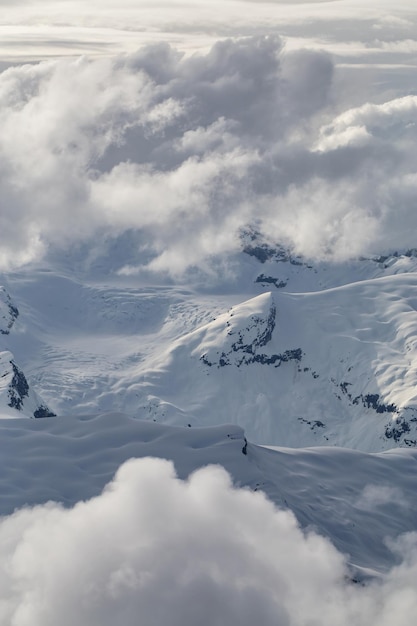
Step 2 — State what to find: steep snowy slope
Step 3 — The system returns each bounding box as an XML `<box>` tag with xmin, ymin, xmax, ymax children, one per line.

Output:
<box><xmin>123</xmin><ymin>277</ymin><xmax>417</xmax><ymax>449</ymax></box>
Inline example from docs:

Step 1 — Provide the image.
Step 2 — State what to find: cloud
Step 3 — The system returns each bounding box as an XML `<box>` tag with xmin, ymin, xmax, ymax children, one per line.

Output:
<box><xmin>356</xmin><ymin>484</ymin><xmax>409</xmax><ymax>510</ymax></box>
<box><xmin>0</xmin><ymin>457</ymin><xmax>416</xmax><ymax>626</ymax></box>
<box><xmin>315</xmin><ymin>95</ymin><xmax>417</xmax><ymax>150</ymax></box>
<box><xmin>0</xmin><ymin>36</ymin><xmax>416</xmax><ymax>276</ymax></box>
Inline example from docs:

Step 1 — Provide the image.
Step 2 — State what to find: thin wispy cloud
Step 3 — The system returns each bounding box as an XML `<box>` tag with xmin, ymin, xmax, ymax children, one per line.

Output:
<box><xmin>1</xmin><ymin>0</ymin><xmax>417</xmax><ymax>64</ymax></box>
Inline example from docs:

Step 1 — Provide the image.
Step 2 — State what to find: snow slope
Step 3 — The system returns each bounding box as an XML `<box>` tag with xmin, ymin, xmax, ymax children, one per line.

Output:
<box><xmin>141</xmin><ymin>276</ymin><xmax>417</xmax><ymax>449</ymax></box>
<box><xmin>1</xmin><ymin>413</ymin><xmax>415</xmax><ymax>577</ymax></box>
<box><xmin>1</xmin><ymin>245</ymin><xmax>417</xmax><ymax>622</ymax></box>
<box><xmin>2</xmin><ymin>239</ymin><xmax>417</xmax><ymax>449</ymax></box>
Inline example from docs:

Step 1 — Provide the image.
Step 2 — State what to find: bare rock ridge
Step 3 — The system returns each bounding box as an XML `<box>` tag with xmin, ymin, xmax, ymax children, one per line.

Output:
<box><xmin>0</xmin><ymin>286</ymin><xmax>19</xmax><ymax>335</ymax></box>
<box><xmin>0</xmin><ymin>351</ymin><xmax>56</xmax><ymax>418</ymax></box>
<box><xmin>0</xmin><ymin>286</ymin><xmax>55</xmax><ymax>419</ymax></box>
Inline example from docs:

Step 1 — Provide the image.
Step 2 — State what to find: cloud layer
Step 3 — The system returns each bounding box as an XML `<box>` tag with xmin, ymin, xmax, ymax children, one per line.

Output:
<box><xmin>0</xmin><ymin>36</ymin><xmax>416</xmax><ymax>276</ymax></box>
<box><xmin>0</xmin><ymin>457</ymin><xmax>416</xmax><ymax>626</ymax></box>
<box><xmin>2</xmin><ymin>0</ymin><xmax>417</xmax><ymax>63</ymax></box>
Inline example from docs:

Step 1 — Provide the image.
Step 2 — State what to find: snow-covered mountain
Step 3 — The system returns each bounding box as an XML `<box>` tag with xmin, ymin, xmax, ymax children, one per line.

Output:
<box><xmin>143</xmin><ymin>277</ymin><xmax>417</xmax><ymax>449</ymax></box>
<box><xmin>1</xmin><ymin>240</ymin><xmax>417</xmax><ymax>621</ymax></box>
<box><xmin>2</xmin><ymin>235</ymin><xmax>417</xmax><ymax>449</ymax></box>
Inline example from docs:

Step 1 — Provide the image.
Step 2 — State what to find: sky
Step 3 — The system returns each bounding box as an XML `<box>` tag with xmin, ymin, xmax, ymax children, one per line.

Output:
<box><xmin>1</xmin><ymin>0</ymin><xmax>417</xmax><ymax>64</ymax></box>
<box><xmin>1</xmin><ymin>0</ymin><xmax>416</xmax><ymax>80</ymax></box>
<box><xmin>0</xmin><ymin>0</ymin><xmax>416</xmax><ymax>276</ymax></box>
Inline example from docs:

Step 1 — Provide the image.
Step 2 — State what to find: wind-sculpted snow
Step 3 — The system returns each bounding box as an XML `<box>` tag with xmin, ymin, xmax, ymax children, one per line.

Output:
<box><xmin>0</xmin><ymin>414</ymin><xmax>416</xmax><ymax>626</ymax></box>
<box><xmin>0</xmin><ymin>413</ymin><xmax>416</xmax><ymax>576</ymax></box>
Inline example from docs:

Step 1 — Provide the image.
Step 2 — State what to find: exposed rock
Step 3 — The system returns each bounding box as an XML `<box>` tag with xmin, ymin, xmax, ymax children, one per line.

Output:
<box><xmin>255</xmin><ymin>274</ymin><xmax>287</xmax><ymax>289</ymax></box>
<box><xmin>0</xmin><ymin>287</ymin><xmax>19</xmax><ymax>335</ymax></box>
<box><xmin>0</xmin><ymin>351</ymin><xmax>56</xmax><ymax>418</ymax></box>
<box><xmin>8</xmin><ymin>362</ymin><xmax>29</xmax><ymax>410</ymax></box>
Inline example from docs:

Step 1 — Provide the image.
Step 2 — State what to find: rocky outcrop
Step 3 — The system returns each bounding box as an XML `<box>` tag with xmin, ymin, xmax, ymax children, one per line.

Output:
<box><xmin>200</xmin><ymin>294</ymin><xmax>284</xmax><ymax>368</ymax></box>
<box><xmin>0</xmin><ymin>287</ymin><xmax>19</xmax><ymax>335</ymax></box>
<box><xmin>0</xmin><ymin>351</ymin><xmax>55</xmax><ymax>418</ymax></box>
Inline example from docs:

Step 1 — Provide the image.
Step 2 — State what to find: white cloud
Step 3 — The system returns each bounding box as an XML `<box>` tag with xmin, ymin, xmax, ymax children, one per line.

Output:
<box><xmin>0</xmin><ymin>36</ymin><xmax>416</xmax><ymax>276</ymax></box>
<box><xmin>0</xmin><ymin>457</ymin><xmax>416</xmax><ymax>626</ymax></box>
<box><xmin>356</xmin><ymin>484</ymin><xmax>409</xmax><ymax>510</ymax></box>
<box><xmin>1</xmin><ymin>0</ymin><xmax>417</xmax><ymax>69</ymax></box>
<box><xmin>313</xmin><ymin>125</ymin><xmax>371</xmax><ymax>151</ymax></box>
<box><xmin>317</xmin><ymin>95</ymin><xmax>417</xmax><ymax>146</ymax></box>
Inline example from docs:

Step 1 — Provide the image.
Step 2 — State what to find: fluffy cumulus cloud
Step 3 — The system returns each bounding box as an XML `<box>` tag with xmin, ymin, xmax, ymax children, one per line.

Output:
<box><xmin>0</xmin><ymin>35</ymin><xmax>416</xmax><ymax>276</ymax></box>
<box><xmin>0</xmin><ymin>457</ymin><xmax>416</xmax><ymax>626</ymax></box>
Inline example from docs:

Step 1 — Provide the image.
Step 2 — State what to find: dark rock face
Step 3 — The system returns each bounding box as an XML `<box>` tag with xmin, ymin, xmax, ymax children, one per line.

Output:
<box><xmin>338</xmin><ymin>382</ymin><xmax>396</xmax><ymax>414</ymax></box>
<box><xmin>298</xmin><ymin>418</ymin><xmax>327</xmax><ymax>437</ymax></box>
<box><xmin>384</xmin><ymin>411</ymin><xmax>417</xmax><ymax>446</ymax></box>
<box><xmin>244</xmin><ymin>349</ymin><xmax>303</xmax><ymax>367</ymax></box>
<box><xmin>34</xmin><ymin>405</ymin><xmax>56</xmax><ymax>418</ymax></box>
<box><xmin>8</xmin><ymin>362</ymin><xmax>29</xmax><ymax>410</ymax></box>
<box><xmin>255</xmin><ymin>274</ymin><xmax>287</xmax><ymax>289</ymax></box>
<box><xmin>207</xmin><ymin>347</ymin><xmax>304</xmax><ymax>369</ymax></box>
<box><xmin>336</xmin><ymin>379</ymin><xmax>417</xmax><ymax>446</ymax></box>
<box><xmin>7</xmin><ymin>360</ymin><xmax>56</xmax><ymax>418</ymax></box>
<box><xmin>221</xmin><ymin>301</ymin><xmax>278</xmax><ymax>365</ymax></box>
<box><xmin>385</xmin><ymin>419</ymin><xmax>412</xmax><ymax>443</ymax></box>
<box><xmin>241</xmin><ymin>229</ymin><xmax>310</xmax><ymax>267</ymax></box>
<box><xmin>0</xmin><ymin>287</ymin><xmax>19</xmax><ymax>335</ymax></box>
<box><xmin>362</xmin><ymin>394</ymin><xmax>396</xmax><ymax>414</ymax></box>
<box><xmin>243</xmin><ymin>244</ymin><xmax>276</xmax><ymax>264</ymax></box>
<box><xmin>200</xmin><ymin>299</ymin><xmax>305</xmax><ymax>370</ymax></box>
<box><xmin>243</xmin><ymin>243</ymin><xmax>304</xmax><ymax>266</ymax></box>
<box><xmin>0</xmin><ymin>287</ymin><xmax>54</xmax><ymax>418</ymax></box>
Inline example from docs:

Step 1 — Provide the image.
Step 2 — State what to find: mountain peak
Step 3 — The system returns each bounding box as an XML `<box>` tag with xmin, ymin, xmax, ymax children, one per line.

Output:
<box><xmin>197</xmin><ymin>292</ymin><xmax>277</xmax><ymax>368</ymax></box>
